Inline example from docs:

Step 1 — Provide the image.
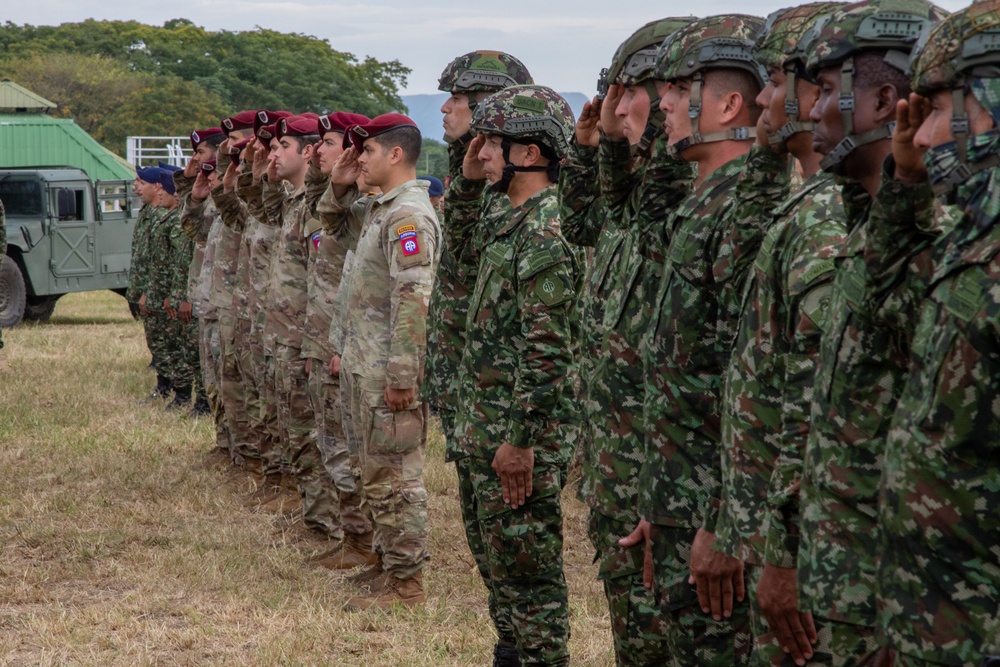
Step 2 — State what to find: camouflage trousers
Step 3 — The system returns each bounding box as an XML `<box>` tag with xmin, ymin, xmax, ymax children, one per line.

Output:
<box><xmin>648</xmin><ymin>523</ymin><xmax>753</xmax><ymax>666</ymax></box>
<box><xmin>747</xmin><ymin>564</ymin><xmax>880</xmax><ymax>667</ymax></box>
<box><xmin>171</xmin><ymin>314</ymin><xmax>200</xmax><ymax>392</ymax></box>
<box><xmin>219</xmin><ymin>314</ymin><xmax>254</xmax><ymax>463</ymax></box>
<box><xmin>236</xmin><ymin>317</ymin><xmax>264</xmax><ymax>464</ymax></box>
<box><xmin>463</xmin><ymin>456</ymin><xmax>571</xmax><ymax>667</ymax></box>
<box><xmin>143</xmin><ymin>312</ymin><xmax>169</xmax><ymax>376</ymax></box>
<box><xmin>455</xmin><ymin>453</ymin><xmax>517</xmax><ymax>646</ymax></box>
<box><xmin>261</xmin><ymin>344</ymin><xmax>286</xmax><ymax>473</ymax></box>
<box><xmin>587</xmin><ymin>511</ymin><xmax>670</xmax><ymax>667</ymax></box>
<box><xmin>274</xmin><ymin>342</ymin><xmax>336</xmax><ymax>535</ymax></box>
<box><xmin>345</xmin><ymin>372</ymin><xmax>429</xmax><ymax>579</ymax></box>
<box><xmin>200</xmin><ymin>317</ymin><xmax>230</xmax><ymax>453</ymax></box>
<box><xmin>306</xmin><ymin>360</ymin><xmax>371</xmax><ymax>539</ymax></box>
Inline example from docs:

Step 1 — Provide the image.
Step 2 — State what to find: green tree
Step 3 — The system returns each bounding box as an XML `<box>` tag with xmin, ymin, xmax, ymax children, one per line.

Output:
<box><xmin>417</xmin><ymin>138</ymin><xmax>449</xmax><ymax>182</ymax></box>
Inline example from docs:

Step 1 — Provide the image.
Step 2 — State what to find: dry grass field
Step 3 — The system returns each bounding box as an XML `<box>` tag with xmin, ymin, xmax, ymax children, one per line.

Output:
<box><xmin>0</xmin><ymin>291</ymin><xmax>614</xmax><ymax>666</ymax></box>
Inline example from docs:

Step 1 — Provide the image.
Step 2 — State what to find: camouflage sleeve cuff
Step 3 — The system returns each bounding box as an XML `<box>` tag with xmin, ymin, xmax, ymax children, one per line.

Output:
<box><xmin>174</xmin><ymin>170</ymin><xmax>196</xmax><ymax>198</ymax></box>
<box><xmin>239</xmin><ymin>176</ymin><xmax>266</xmax><ymax>221</ymax></box>
<box><xmin>213</xmin><ymin>187</ymin><xmax>247</xmax><ymax>232</ymax></box>
<box><xmin>261</xmin><ymin>178</ymin><xmax>287</xmax><ymax>227</ymax></box>
<box><xmin>763</xmin><ymin>513</ymin><xmax>799</xmax><ymax>568</ymax></box>
<box><xmin>701</xmin><ymin>497</ymin><xmax>723</xmax><ymax>533</ymax></box>
<box><xmin>179</xmin><ymin>199</ymin><xmax>209</xmax><ymax>242</ymax></box>
<box><xmin>217</xmin><ymin>151</ymin><xmax>232</xmax><ymax>175</ymax></box>
<box><xmin>504</xmin><ymin>414</ymin><xmax>542</xmax><ymax>450</ymax></box>
<box><xmin>598</xmin><ymin>134</ymin><xmax>634</xmax><ymax>212</ymax></box>
<box><xmin>304</xmin><ymin>166</ymin><xmax>328</xmax><ymax>214</ymax></box>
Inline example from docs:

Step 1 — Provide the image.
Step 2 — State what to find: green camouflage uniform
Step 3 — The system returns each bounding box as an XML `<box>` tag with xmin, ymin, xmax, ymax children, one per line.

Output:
<box><xmin>326</xmin><ymin>179</ymin><xmax>441</xmax><ymax>580</ymax></box>
<box><xmin>145</xmin><ymin>204</ymin><xmax>192</xmax><ymax>391</ymax></box>
<box><xmin>262</xmin><ymin>172</ymin><xmax>337</xmax><ymax>535</ymax></box>
<box><xmin>0</xmin><ymin>199</ymin><xmax>5</xmax><ymax>350</ymax></box>
<box><xmin>128</xmin><ymin>202</ymin><xmax>161</xmax><ymax>371</ymax></box>
<box><xmin>866</xmin><ymin>6</ymin><xmax>1000</xmax><ymax>664</ymax></box>
<box><xmin>795</xmin><ymin>2</ymin><xmax>947</xmax><ymax>661</ymax></box>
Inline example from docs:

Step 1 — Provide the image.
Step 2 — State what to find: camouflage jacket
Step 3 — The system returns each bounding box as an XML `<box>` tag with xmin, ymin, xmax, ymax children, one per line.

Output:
<box><xmin>453</xmin><ymin>184</ymin><xmax>579</xmax><ymax>464</ymax></box>
<box><xmin>0</xmin><ymin>199</ymin><xmax>5</xmax><ymax>348</ymax></box>
<box><xmin>640</xmin><ymin>150</ymin><xmax>777</xmax><ymax>531</ymax></box>
<box><xmin>126</xmin><ymin>203</ymin><xmax>158</xmax><ymax>303</ymax></box>
<box><xmin>578</xmin><ymin>135</ymin><xmax>695</xmax><ymax>526</ymax></box>
<box><xmin>798</xmin><ymin>177</ymin><xmax>906</xmax><ymax>626</ymax></box>
<box><xmin>212</xmin><ymin>165</ymin><xmax>253</xmax><ymax>324</ymax></box>
<box><xmin>302</xmin><ymin>169</ymin><xmax>358</xmax><ymax>363</ymax></box>
<box><xmin>328</xmin><ymin>180</ymin><xmax>442</xmax><ymax>388</ymax></box>
<box><xmin>239</xmin><ymin>175</ymin><xmax>285</xmax><ymax>340</ymax></box>
<box><xmin>858</xmin><ymin>166</ymin><xmax>994</xmax><ymax>663</ymax></box>
<box><xmin>422</xmin><ymin>139</ymin><xmax>482</xmax><ymax>411</ymax></box>
<box><xmin>146</xmin><ymin>205</ymin><xmax>190</xmax><ymax>310</ymax></box>
<box><xmin>714</xmin><ymin>157</ymin><xmax>846</xmax><ymax>569</ymax></box>
<box><xmin>207</xmin><ymin>182</ymin><xmax>242</xmax><ymax>319</ymax></box>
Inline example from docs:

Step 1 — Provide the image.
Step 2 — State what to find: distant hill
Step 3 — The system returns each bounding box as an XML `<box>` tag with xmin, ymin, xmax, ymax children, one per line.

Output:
<box><xmin>402</xmin><ymin>92</ymin><xmax>589</xmax><ymax>140</ymax></box>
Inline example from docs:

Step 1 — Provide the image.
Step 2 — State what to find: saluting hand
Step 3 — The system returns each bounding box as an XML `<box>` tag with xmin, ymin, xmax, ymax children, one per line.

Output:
<box><xmin>462</xmin><ymin>135</ymin><xmax>488</xmax><ymax>181</ymax></box>
<box><xmin>192</xmin><ymin>171</ymin><xmax>212</xmax><ymax>202</ymax></box>
<box><xmin>893</xmin><ymin>93</ymin><xmax>930</xmax><ymax>185</ymax></box>
<box><xmin>600</xmin><ymin>84</ymin><xmax>627</xmax><ymax>140</ymax></box>
<box><xmin>222</xmin><ymin>160</ymin><xmax>239</xmax><ymax>194</ymax></box>
<box><xmin>575</xmin><ymin>96</ymin><xmax>602</xmax><ymax>148</ymax></box>
<box><xmin>330</xmin><ymin>147</ymin><xmax>363</xmax><ymax>189</ymax></box>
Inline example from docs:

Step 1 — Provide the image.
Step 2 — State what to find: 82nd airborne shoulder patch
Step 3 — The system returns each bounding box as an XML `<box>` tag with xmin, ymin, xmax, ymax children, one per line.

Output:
<box><xmin>398</xmin><ymin>224</ymin><xmax>421</xmax><ymax>257</ymax></box>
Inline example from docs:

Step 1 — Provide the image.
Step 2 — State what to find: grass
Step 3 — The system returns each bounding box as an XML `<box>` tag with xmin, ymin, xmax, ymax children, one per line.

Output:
<box><xmin>0</xmin><ymin>291</ymin><xmax>613</xmax><ymax>666</ymax></box>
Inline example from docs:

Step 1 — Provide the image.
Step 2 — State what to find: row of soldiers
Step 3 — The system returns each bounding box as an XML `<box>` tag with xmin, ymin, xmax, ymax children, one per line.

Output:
<box><xmin>125</xmin><ymin>0</ymin><xmax>1000</xmax><ymax>664</ymax></box>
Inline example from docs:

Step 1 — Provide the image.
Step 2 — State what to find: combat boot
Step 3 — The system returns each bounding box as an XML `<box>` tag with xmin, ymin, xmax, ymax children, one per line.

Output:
<box><xmin>241</xmin><ymin>457</ymin><xmax>265</xmax><ymax>486</ymax></box>
<box><xmin>258</xmin><ymin>474</ymin><xmax>301</xmax><ymax>514</ymax></box>
<box><xmin>245</xmin><ymin>472</ymin><xmax>283</xmax><ymax>506</ymax></box>
<box><xmin>167</xmin><ymin>385</ymin><xmax>192</xmax><ymax>411</ymax></box>
<box><xmin>312</xmin><ymin>531</ymin><xmax>378</xmax><ymax>570</ymax></box>
<box><xmin>190</xmin><ymin>393</ymin><xmax>211</xmax><ymax>418</ymax></box>
<box><xmin>347</xmin><ymin>552</ymin><xmax>385</xmax><ymax>584</ymax></box>
<box><xmin>344</xmin><ymin>571</ymin><xmax>425</xmax><ymax>611</ymax></box>
<box><xmin>493</xmin><ymin>643</ymin><xmax>521</xmax><ymax>667</ymax></box>
<box><xmin>142</xmin><ymin>373</ymin><xmax>172</xmax><ymax>403</ymax></box>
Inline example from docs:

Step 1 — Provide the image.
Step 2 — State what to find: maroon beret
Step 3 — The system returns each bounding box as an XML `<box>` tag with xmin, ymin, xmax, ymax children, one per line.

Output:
<box><xmin>277</xmin><ymin>114</ymin><xmax>321</xmax><ymax>139</ymax></box>
<box><xmin>221</xmin><ymin>110</ymin><xmax>257</xmax><ymax>133</ymax></box>
<box><xmin>190</xmin><ymin>127</ymin><xmax>225</xmax><ymax>150</ymax></box>
<box><xmin>200</xmin><ymin>159</ymin><xmax>217</xmax><ymax>174</ymax></box>
<box><xmin>254</xmin><ymin>110</ymin><xmax>292</xmax><ymax>135</ymax></box>
<box><xmin>319</xmin><ymin>112</ymin><xmax>371</xmax><ymax>137</ymax></box>
<box><xmin>345</xmin><ymin>113</ymin><xmax>418</xmax><ymax>150</ymax></box>
<box><xmin>256</xmin><ymin>123</ymin><xmax>278</xmax><ymax>143</ymax></box>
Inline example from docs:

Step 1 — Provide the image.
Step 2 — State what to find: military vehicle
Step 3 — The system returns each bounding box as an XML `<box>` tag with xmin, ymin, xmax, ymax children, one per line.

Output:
<box><xmin>1</xmin><ymin>168</ymin><xmax>136</xmax><ymax>327</ymax></box>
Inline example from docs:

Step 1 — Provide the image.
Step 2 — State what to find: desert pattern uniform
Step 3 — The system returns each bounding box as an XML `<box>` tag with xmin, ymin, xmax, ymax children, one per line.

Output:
<box><xmin>303</xmin><ymin>167</ymin><xmax>372</xmax><ymax>545</ymax></box>
<box><xmin>172</xmin><ymin>168</ymin><xmax>208</xmax><ymax>406</ymax></box>
<box><xmin>330</xmin><ymin>178</ymin><xmax>441</xmax><ymax>580</ymax></box>
<box><xmin>262</xmin><ymin>167</ymin><xmax>336</xmax><ymax>534</ymax></box>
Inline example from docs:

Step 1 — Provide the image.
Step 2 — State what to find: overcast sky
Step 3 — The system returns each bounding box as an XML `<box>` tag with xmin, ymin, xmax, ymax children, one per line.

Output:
<box><xmin>5</xmin><ymin>0</ymin><xmax>970</xmax><ymax>96</ymax></box>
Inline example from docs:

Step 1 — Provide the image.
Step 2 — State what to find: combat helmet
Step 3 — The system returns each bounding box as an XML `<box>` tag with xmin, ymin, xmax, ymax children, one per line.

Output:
<box><xmin>909</xmin><ymin>0</ymin><xmax>1000</xmax><ymax>195</ymax></box>
<box><xmin>603</xmin><ymin>16</ymin><xmax>696</xmax><ymax>154</ymax></box>
<box><xmin>755</xmin><ymin>3</ymin><xmax>846</xmax><ymax>148</ymax></box>
<box><xmin>655</xmin><ymin>14</ymin><xmax>767</xmax><ymax>153</ymax></box>
<box><xmin>438</xmin><ymin>51</ymin><xmax>534</xmax><ymax>101</ymax></box>
<box><xmin>805</xmin><ymin>0</ymin><xmax>948</xmax><ymax>171</ymax></box>
<box><xmin>470</xmin><ymin>85</ymin><xmax>576</xmax><ymax>192</ymax></box>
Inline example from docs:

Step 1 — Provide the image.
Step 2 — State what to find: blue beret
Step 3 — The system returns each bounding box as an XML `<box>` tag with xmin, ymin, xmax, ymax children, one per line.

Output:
<box><xmin>418</xmin><ymin>175</ymin><xmax>444</xmax><ymax>197</ymax></box>
<box><xmin>136</xmin><ymin>166</ymin><xmax>163</xmax><ymax>184</ymax></box>
<box><xmin>157</xmin><ymin>161</ymin><xmax>183</xmax><ymax>173</ymax></box>
<box><xmin>159</xmin><ymin>170</ymin><xmax>177</xmax><ymax>195</ymax></box>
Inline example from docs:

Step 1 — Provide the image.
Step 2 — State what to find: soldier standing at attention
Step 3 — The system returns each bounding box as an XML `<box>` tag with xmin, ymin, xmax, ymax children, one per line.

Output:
<box><xmin>130</xmin><ymin>167</ymin><xmax>168</xmax><ymax>398</ymax></box>
<box><xmin>567</xmin><ymin>17</ymin><xmax>695</xmax><ymax>667</ymax></box>
<box><xmin>794</xmin><ymin>1</ymin><xmax>947</xmax><ymax>662</ymax></box>
<box><xmin>843</xmin><ymin>3</ymin><xmax>1000</xmax><ymax>664</ymax></box>
<box><xmin>429</xmin><ymin>51</ymin><xmax>533</xmax><ymax>666</ymax></box>
<box><xmin>322</xmin><ymin>114</ymin><xmax>440</xmax><ymax>610</ymax></box>
<box><xmin>0</xmin><ymin>198</ymin><xmax>5</xmax><ymax>351</ymax></box>
<box><xmin>711</xmin><ymin>5</ymin><xmax>850</xmax><ymax>666</ymax></box>
<box><xmin>452</xmin><ymin>86</ymin><xmax>579</xmax><ymax>667</ymax></box>
<box><xmin>631</xmin><ymin>14</ymin><xmax>766</xmax><ymax>665</ymax></box>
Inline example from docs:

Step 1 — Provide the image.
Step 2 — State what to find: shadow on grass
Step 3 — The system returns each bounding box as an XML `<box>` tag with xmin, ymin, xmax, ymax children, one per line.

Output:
<box><xmin>44</xmin><ymin>315</ymin><xmax>137</xmax><ymax>327</ymax></box>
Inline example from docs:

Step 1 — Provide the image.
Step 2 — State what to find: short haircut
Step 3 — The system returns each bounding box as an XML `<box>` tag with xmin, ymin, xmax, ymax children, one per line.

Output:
<box><xmin>288</xmin><ymin>133</ymin><xmax>320</xmax><ymax>153</ymax></box>
<box><xmin>705</xmin><ymin>68</ymin><xmax>763</xmax><ymax>124</ymax></box>
<box><xmin>370</xmin><ymin>126</ymin><xmax>422</xmax><ymax>165</ymax></box>
<box><xmin>854</xmin><ymin>51</ymin><xmax>911</xmax><ymax>97</ymax></box>
<box><xmin>204</xmin><ymin>134</ymin><xmax>226</xmax><ymax>149</ymax></box>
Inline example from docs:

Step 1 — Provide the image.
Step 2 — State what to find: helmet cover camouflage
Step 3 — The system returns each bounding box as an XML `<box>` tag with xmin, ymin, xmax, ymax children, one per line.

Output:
<box><xmin>655</xmin><ymin>14</ymin><xmax>767</xmax><ymax>86</ymax></box>
<box><xmin>470</xmin><ymin>85</ymin><xmax>576</xmax><ymax>159</ymax></box>
<box><xmin>438</xmin><ymin>51</ymin><xmax>534</xmax><ymax>93</ymax></box>
<box><xmin>805</xmin><ymin>0</ymin><xmax>949</xmax><ymax>78</ymax></box>
<box><xmin>910</xmin><ymin>0</ymin><xmax>1000</xmax><ymax>96</ymax></box>
<box><xmin>609</xmin><ymin>17</ymin><xmax>696</xmax><ymax>85</ymax></box>
<box><xmin>756</xmin><ymin>3</ymin><xmax>846</xmax><ymax>70</ymax></box>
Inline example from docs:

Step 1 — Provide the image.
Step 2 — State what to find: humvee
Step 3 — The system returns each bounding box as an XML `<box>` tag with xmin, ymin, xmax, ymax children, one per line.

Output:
<box><xmin>0</xmin><ymin>167</ymin><xmax>136</xmax><ymax>327</ymax></box>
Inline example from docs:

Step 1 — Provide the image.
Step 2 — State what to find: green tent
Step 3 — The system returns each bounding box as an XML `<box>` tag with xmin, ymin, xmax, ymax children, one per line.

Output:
<box><xmin>0</xmin><ymin>80</ymin><xmax>135</xmax><ymax>182</ymax></box>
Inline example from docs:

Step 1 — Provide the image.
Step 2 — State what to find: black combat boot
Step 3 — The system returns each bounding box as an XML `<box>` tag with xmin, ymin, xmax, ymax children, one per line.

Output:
<box><xmin>142</xmin><ymin>373</ymin><xmax>172</xmax><ymax>403</ymax></box>
<box><xmin>493</xmin><ymin>642</ymin><xmax>520</xmax><ymax>667</ymax></box>
<box><xmin>167</xmin><ymin>384</ymin><xmax>192</xmax><ymax>411</ymax></box>
<box><xmin>190</xmin><ymin>393</ymin><xmax>211</xmax><ymax>417</ymax></box>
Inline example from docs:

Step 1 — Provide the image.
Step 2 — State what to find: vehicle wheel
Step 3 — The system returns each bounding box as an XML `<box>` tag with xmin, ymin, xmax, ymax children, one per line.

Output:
<box><xmin>0</xmin><ymin>255</ymin><xmax>27</xmax><ymax>328</ymax></box>
<box><xmin>23</xmin><ymin>294</ymin><xmax>61</xmax><ymax>322</ymax></box>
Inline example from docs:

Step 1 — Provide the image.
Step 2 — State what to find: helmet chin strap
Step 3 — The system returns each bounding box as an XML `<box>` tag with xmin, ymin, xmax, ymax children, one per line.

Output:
<box><xmin>819</xmin><ymin>56</ymin><xmax>896</xmax><ymax>172</ymax></box>
<box><xmin>768</xmin><ymin>64</ymin><xmax>816</xmax><ymax>148</ymax></box>
<box><xmin>636</xmin><ymin>80</ymin><xmax>665</xmax><ymax>157</ymax></box>
<box><xmin>490</xmin><ymin>138</ymin><xmax>561</xmax><ymax>193</ymax></box>
<box><xmin>929</xmin><ymin>86</ymin><xmax>1000</xmax><ymax>198</ymax></box>
<box><xmin>671</xmin><ymin>73</ymin><xmax>758</xmax><ymax>154</ymax></box>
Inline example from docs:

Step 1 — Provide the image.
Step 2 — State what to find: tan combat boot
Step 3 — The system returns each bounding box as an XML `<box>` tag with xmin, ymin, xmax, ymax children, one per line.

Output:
<box><xmin>244</xmin><ymin>472</ymin><xmax>282</xmax><ymax>507</ymax></box>
<box><xmin>344</xmin><ymin>571</ymin><xmax>425</xmax><ymax>611</ymax></box>
<box><xmin>258</xmin><ymin>474</ymin><xmax>302</xmax><ymax>514</ymax></box>
<box><xmin>315</xmin><ymin>531</ymin><xmax>378</xmax><ymax>571</ymax></box>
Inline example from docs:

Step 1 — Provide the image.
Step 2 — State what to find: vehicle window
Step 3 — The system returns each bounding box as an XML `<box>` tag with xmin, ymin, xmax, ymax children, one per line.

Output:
<box><xmin>0</xmin><ymin>180</ymin><xmax>44</xmax><ymax>216</ymax></box>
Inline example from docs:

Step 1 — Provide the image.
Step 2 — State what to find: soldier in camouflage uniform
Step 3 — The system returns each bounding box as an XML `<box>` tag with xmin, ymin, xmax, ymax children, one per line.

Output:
<box><xmin>0</xmin><ymin>198</ymin><xmax>5</xmax><ymax>351</ymax></box>
<box><xmin>710</xmin><ymin>6</ymin><xmax>851</xmax><ymax>666</ymax></box>
<box><xmin>794</xmin><ymin>2</ymin><xmax>946</xmax><ymax>663</ymax></box>
<box><xmin>858</xmin><ymin>5</ymin><xmax>1000</xmax><ymax>664</ymax></box>
<box><xmin>256</xmin><ymin>114</ymin><xmax>337</xmax><ymax>535</ymax></box>
<box><xmin>429</xmin><ymin>51</ymin><xmax>533</xmax><ymax>663</ymax></box>
<box><xmin>633</xmin><ymin>15</ymin><xmax>767</xmax><ymax>666</ymax></box>
<box><xmin>301</xmin><ymin>111</ymin><xmax>378</xmax><ymax>570</ymax></box>
<box><xmin>320</xmin><ymin>114</ymin><xmax>440</xmax><ymax>610</ymax></box>
<box><xmin>449</xmin><ymin>85</ymin><xmax>578</xmax><ymax>667</ymax></box>
<box><xmin>129</xmin><ymin>168</ymin><xmax>169</xmax><ymax>397</ymax></box>
<box><xmin>563</xmin><ymin>17</ymin><xmax>696</xmax><ymax>667</ymax></box>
